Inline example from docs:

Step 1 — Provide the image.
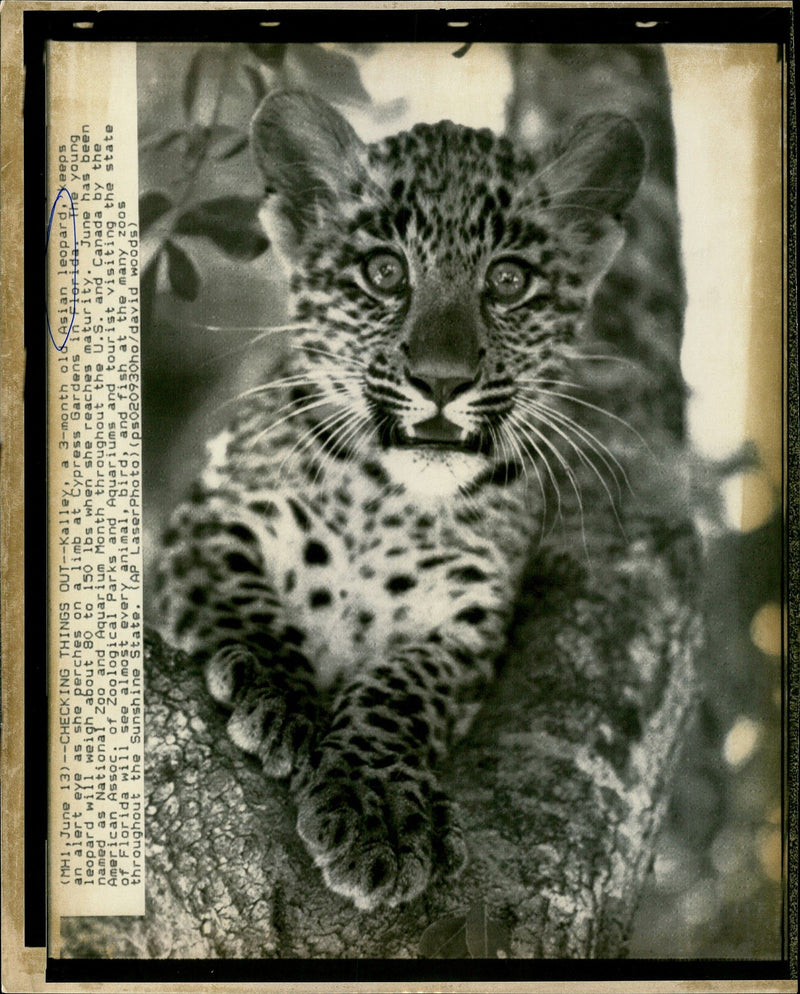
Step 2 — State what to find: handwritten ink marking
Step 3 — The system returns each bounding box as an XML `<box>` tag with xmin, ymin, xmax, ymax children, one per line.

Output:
<box><xmin>45</xmin><ymin>187</ymin><xmax>78</xmax><ymax>351</ymax></box>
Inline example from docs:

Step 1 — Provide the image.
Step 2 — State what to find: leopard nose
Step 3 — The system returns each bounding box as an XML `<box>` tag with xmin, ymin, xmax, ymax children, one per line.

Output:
<box><xmin>404</xmin><ymin>365</ymin><xmax>480</xmax><ymax>407</ymax></box>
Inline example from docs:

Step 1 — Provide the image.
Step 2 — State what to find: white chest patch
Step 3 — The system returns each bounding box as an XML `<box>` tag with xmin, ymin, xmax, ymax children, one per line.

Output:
<box><xmin>380</xmin><ymin>448</ymin><xmax>490</xmax><ymax>498</ymax></box>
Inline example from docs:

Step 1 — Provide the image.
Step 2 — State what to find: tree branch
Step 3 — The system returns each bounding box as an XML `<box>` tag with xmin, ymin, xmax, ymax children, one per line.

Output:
<box><xmin>62</xmin><ymin>524</ymin><xmax>702</xmax><ymax>959</ymax></box>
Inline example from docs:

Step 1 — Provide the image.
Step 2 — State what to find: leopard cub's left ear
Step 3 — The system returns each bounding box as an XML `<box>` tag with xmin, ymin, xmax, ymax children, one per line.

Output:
<box><xmin>540</xmin><ymin>113</ymin><xmax>647</xmax><ymax>292</ymax></box>
<box><xmin>546</xmin><ymin>112</ymin><xmax>646</xmax><ymax>215</ymax></box>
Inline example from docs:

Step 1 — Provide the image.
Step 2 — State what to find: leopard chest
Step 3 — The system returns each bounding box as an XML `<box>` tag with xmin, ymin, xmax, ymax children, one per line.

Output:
<box><xmin>260</xmin><ymin>488</ymin><xmax>526</xmax><ymax>689</ymax></box>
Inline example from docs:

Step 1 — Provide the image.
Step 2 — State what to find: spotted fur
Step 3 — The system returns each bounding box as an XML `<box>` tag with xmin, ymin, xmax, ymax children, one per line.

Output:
<box><xmin>155</xmin><ymin>91</ymin><xmax>646</xmax><ymax>909</ymax></box>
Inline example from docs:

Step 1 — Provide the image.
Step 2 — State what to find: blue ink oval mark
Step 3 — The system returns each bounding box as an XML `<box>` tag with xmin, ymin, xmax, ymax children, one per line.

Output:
<box><xmin>45</xmin><ymin>187</ymin><xmax>78</xmax><ymax>351</ymax></box>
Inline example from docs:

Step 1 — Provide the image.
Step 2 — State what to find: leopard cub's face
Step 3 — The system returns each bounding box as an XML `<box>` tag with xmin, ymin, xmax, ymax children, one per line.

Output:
<box><xmin>253</xmin><ymin>93</ymin><xmax>644</xmax><ymax>497</ymax></box>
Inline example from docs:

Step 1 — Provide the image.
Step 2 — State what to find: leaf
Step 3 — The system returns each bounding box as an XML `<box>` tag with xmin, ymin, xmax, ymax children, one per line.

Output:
<box><xmin>218</xmin><ymin>136</ymin><xmax>248</xmax><ymax>160</ymax></box>
<box><xmin>289</xmin><ymin>44</ymin><xmax>372</xmax><ymax>107</ymax></box>
<box><xmin>209</xmin><ymin>127</ymin><xmax>249</xmax><ymax>160</ymax></box>
<box><xmin>208</xmin><ymin>124</ymin><xmax>243</xmax><ymax>142</ymax></box>
<box><xmin>140</xmin><ymin>128</ymin><xmax>187</xmax><ymax>153</ymax></box>
<box><xmin>183</xmin><ymin>124</ymin><xmax>245</xmax><ymax>164</ymax></box>
<box><xmin>418</xmin><ymin>914</ymin><xmax>469</xmax><ymax>959</ymax></box>
<box><xmin>174</xmin><ymin>196</ymin><xmax>269</xmax><ymax>260</ymax></box>
<box><xmin>464</xmin><ymin>902</ymin><xmax>511</xmax><ymax>958</ymax></box>
<box><xmin>139</xmin><ymin>191</ymin><xmax>173</xmax><ymax>233</ymax></box>
<box><xmin>183</xmin><ymin>49</ymin><xmax>227</xmax><ymax>121</ymax></box>
<box><xmin>185</xmin><ymin>123</ymin><xmax>212</xmax><ymax>164</ymax></box>
<box><xmin>165</xmin><ymin>240</ymin><xmax>200</xmax><ymax>301</ymax></box>
<box><xmin>247</xmin><ymin>43</ymin><xmax>286</xmax><ymax>68</ymax></box>
<box><xmin>242</xmin><ymin>64</ymin><xmax>269</xmax><ymax>103</ymax></box>
<box><xmin>141</xmin><ymin>233</ymin><xmax>166</xmax><ymax>278</ymax></box>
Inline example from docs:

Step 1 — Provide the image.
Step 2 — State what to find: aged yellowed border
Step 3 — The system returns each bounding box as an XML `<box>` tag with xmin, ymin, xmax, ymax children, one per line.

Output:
<box><xmin>1</xmin><ymin>1</ymin><xmax>794</xmax><ymax>991</ymax></box>
<box><xmin>1</xmin><ymin>0</ymin><xmax>35</xmax><ymax>987</ymax></box>
<box><xmin>45</xmin><ymin>38</ymin><xmax>145</xmax><ymax>941</ymax></box>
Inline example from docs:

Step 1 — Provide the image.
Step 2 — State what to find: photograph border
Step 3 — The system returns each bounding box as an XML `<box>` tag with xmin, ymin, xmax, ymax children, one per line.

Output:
<box><xmin>1</xmin><ymin>2</ymin><xmax>796</xmax><ymax>990</ymax></box>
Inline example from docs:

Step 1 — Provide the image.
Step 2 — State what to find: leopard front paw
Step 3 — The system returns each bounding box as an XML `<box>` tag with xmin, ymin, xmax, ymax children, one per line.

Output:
<box><xmin>294</xmin><ymin>753</ymin><xmax>466</xmax><ymax>910</ymax></box>
<box><xmin>227</xmin><ymin>689</ymin><xmax>315</xmax><ymax>778</ymax></box>
<box><xmin>205</xmin><ymin>645</ymin><xmax>315</xmax><ymax>778</ymax></box>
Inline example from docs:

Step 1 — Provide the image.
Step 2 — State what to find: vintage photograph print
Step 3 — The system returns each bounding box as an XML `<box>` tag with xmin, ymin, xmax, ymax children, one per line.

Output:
<box><xmin>21</xmin><ymin>13</ymin><xmax>789</xmax><ymax>980</ymax></box>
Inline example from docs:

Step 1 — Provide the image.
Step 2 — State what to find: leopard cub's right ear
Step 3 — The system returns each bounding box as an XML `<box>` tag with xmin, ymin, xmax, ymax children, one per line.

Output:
<box><xmin>251</xmin><ymin>90</ymin><xmax>368</xmax><ymax>261</ymax></box>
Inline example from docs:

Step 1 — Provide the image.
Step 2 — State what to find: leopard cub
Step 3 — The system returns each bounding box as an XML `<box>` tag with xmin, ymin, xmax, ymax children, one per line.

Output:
<box><xmin>155</xmin><ymin>90</ymin><xmax>645</xmax><ymax>909</ymax></box>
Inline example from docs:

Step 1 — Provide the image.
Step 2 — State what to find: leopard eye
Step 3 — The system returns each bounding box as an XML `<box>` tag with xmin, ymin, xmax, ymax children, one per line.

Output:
<box><xmin>363</xmin><ymin>251</ymin><xmax>407</xmax><ymax>294</ymax></box>
<box><xmin>485</xmin><ymin>258</ymin><xmax>531</xmax><ymax>304</ymax></box>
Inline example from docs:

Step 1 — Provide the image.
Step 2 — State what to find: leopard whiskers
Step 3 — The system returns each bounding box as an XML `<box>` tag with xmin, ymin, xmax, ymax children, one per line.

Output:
<box><xmin>520</xmin><ymin>393</ymin><xmax>633</xmax><ymax>497</ymax></box>
<box><xmin>534</xmin><ymin>387</ymin><xmax>652</xmax><ymax>452</ymax></box>
<box><xmin>529</xmin><ymin>199</ymin><xmax>619</xmax><ymax>218</ymax></box>
<box><xmin>192</xmin><ymin>321</ymin><xmax>314</xmax><ymax>336</ymax></box>
<box><xmin>293</xmin><ymin>343</ymin><xmax>368</xmax><ymax>371</ymax></box>
<box><xmin>516</xmin><ymin>397</ymin><xmax>627</xmax><ymax>535</ymax></box>
<box><xmin>495</xmin><ymin>418</ymin><xmax>550</xmax><ymax>544</ymax></box>
<box><xmin>493</xmin><ymin>420</ymin><xmax>516</xmax><ymax>489</ymax></box>
<box><xmin>520</xmin><ymin>416</ymin><xmax>591</xmax><ymax>562</ymax></box>
<box><xmin>510</xmin><ymin>405</ymin><xmax>578</xmax><ymax>497</ymax></box>
<box><xmin>188</xmin><ymin>322</ymin><xmax>315</xmax><ymax>368</ymax></box>
<box><xmin>311</xmin><ymin>410</ymin><xmax>373</xmax><ymax>486</ymax></box>
<box><xmin>331</xmin><ymin>409</ymin><xmax>373</xmax><ymax>463</ymax></box>
<box><xmin>562</xmin><ymin>348</ymin><xmax>646</xmax><ymax>374</ymax></box>
<box><xmin>350</xmin><ymin>415</ymin><xmax>381</xmax><ymax>468</ymax></box>
<box><xmin>516</xmin><ymin>372</ymin><xmax>651</xmax><ymax>467</ymax></box>
<box><xmin>278</xmin><ymin>404</ymin><xmax>355</xmax><ymax>478</ymax></box>
<box><xmin>516</xmin><ymin>377</ymin><xmax>590</xmax><ymax>392</ymax></box>
<box><xmin>497</xmin><ymin>418</ymin><xmax>548</xmax><ymax>528</ymax></box>
<box><xmin>245</xmin><ymin>392</ymin><xmax>345</xmax><ymax>453</ymax></box>
<box><xmin>454</xmin><ymin>468</ymin><xmax>486</xmax><ymax>521</ymax></box>
<box><xmin>212</xmin><ymin>389</ymin><xmax>335</xmax><ymax>490</ymax></box>
<box><xmin>548</xmin><ymin>184</ymin><xmax>639</xmax><ymax>197</ymax></box>
<box><xmin>224</xmin><ymin>373</ymin><xmax>332</xmax><ymax>405</ymax></box>
<box><xmin>508</xmin><ymin>406</ymin><xmax>599</xmax><ymax>562</ymax></box>
<box><xmin>309</xmin><ymin>414</ymin><xmax>353</xmax><ymax>487</ymax></box>
<box><xmin>220</xmin><ymin>370</ymin><xmax>362</xmax><ymax>415</ymax></box>
<box><xmin>506</xmin><ymin>409</ymin><xmax>565</xmax><ymax>530</ymax></box>
<box><xmin>485</xmin><ymin>422</ymin><xmax>503</xmax><ymax>483</ymax></box>
<box><xmin>301</xmin><ymin>410</ymin><xmax>351</xmax><ymax>487</ymax></box>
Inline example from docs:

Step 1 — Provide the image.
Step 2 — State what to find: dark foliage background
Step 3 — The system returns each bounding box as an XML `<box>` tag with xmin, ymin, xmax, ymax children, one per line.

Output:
<box><xmin>137</xmin><ymin>42</ymin><xmax>785</xmax><ymax>958</ymax></box>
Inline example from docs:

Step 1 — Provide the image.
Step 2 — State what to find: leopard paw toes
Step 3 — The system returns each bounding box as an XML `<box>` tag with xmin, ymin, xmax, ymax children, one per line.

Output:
<box><xmin>295</xmin><ymin>782</ymin><xmax>360</xmax><ymax>859</ymax></box>
<box><xmin>296</xmin><ymin>789</ymin><xmax>394</xmax><ymax>907</ymax></box>
<box><xmin>260</xmin><ymin>712</ymin><xmax>315</xmax><ymax>779</ymax></box>
<box><xmin>226</xmin><ymin>691</ymin><xmax>279</xmax><ymax>754</ymax></box>
<box><xmin>321</xmin><ymin>843</ymin><xmax>401</xmax><ymax>911</ymax></box>
<box><xmin>295</xmin><ymin>771</ymin><xmax>462</xmax><ymax>909</ymax></box>
<box><xmin>226</xmin><ymin>690</ymin><xmax>312</xmax><ymax>779</ymax></box>
<box><xmin>205</xmin><ymin>645</ymin><xmax>257</xmax><ymax>706</ymax></box>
